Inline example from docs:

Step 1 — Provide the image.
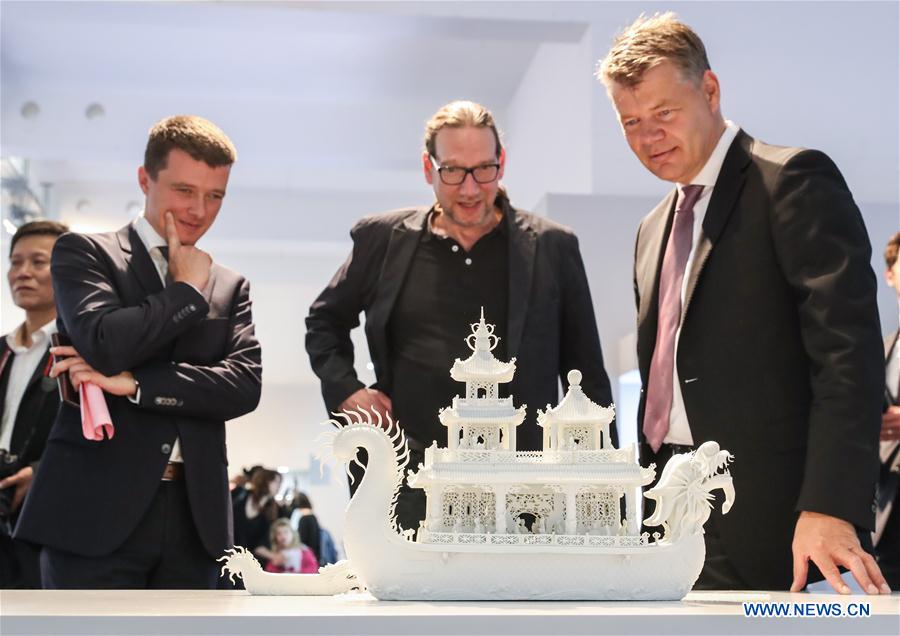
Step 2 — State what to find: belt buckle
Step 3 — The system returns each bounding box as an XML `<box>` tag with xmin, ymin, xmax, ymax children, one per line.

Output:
<box><xmin>161</xmin><ymin>462</ymin><xmax>183</xmax><ymax>482</ymax></box>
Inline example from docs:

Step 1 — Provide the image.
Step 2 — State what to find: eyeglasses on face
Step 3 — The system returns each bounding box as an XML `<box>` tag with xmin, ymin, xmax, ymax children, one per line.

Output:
<box><xmin>430</xmin><ymin>156</ymin><xmax>501</xmax><ymax>185</ymax></box>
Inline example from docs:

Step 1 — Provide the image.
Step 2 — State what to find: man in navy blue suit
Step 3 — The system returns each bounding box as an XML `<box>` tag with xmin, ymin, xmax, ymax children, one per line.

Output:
<box><xmin>16</xmin><ymin>115</ymin><xmax>262</xmax><ymax>589</ymax></box>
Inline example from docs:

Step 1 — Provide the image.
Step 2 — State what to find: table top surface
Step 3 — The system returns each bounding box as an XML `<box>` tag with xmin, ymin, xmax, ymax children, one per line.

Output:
<box><xmin>2</xmin><ymin>589</ymin><xmax>897</xmax><ymax>636</ymax></box>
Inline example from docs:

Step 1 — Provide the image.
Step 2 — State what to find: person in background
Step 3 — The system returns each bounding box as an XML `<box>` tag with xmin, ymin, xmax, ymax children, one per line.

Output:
<box><xmin>233</xmin><ymin>468</ymin><xmax>284</xmax><ymax>567</ymax></box>
<box><xmin>876</xmin><ymin>231</ymin><xmax>900</xmax><ymax>588</ymax></box>
<box><xmin>256</xmin><ymin>518</ymin><xmax>318</xmax><ymax>574</ymax></box>
<box><xmin>288</xmin><ymin>491</ymin><xmax>322</xmax><ymax>566</ymax></box>
<box><xmin>0</xmin><ymin>220</ymin><xmax>67</xmax><ymax>588</ymax></box>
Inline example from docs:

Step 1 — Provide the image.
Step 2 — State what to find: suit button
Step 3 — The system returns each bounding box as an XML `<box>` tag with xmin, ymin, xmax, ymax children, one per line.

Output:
<box><xmin>161</xmin><ymin>443</ymin><xmax>172</xmax><ymax>454</ymax></box>
<box><xmin>154</xmin><ymin>397</ymin><xmax>163</xmax><ymax>405</ymax></box>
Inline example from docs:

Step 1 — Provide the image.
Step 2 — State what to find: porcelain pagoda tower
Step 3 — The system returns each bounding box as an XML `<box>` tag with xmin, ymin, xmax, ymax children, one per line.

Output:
<box><xmin>410</xmin><ymin>310</ymin><xmax>653</xmax><ymax>541</ymax></box>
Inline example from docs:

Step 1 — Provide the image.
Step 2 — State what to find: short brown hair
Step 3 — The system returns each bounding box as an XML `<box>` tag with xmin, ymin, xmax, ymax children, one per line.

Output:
<box><xmin>886</xmin><ymin>232</ymin><xmax>900</xmax><ymax>269</ymax></box>
<box><xmin>424</xmin><ymin>100</ymin><xmax>502</xmax><ymax>159</ymax></box>
<box><xmin>143</xmin><ymin>115</ymin><xmax>237</xmax><ymax>180</ymax></box>
<box><xmin>9</xmin><ymin>220</ymin><xmax>69</xmax><ymax>256</ymax></box>
<box><xmin>598</xmin><ymin>12</ymin><xmax>711</xmax><ymax>88</ymax></box>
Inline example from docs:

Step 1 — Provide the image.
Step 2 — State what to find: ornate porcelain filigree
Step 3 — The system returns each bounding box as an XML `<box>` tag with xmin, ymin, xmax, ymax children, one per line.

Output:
<box><xmin>225</xmin><ymin>311</ymin><xmax>735</xmax><ymax>600</ymax></box>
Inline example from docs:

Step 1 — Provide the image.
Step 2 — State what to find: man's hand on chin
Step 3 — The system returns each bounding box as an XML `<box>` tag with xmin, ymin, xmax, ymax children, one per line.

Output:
<box><xmin>791</xmin><ymin>510</ymin><xmax>891</xmax><ymax>595</ymax></box>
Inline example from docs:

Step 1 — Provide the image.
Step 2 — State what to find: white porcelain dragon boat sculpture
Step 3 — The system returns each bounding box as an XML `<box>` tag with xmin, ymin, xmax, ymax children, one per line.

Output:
<box><xmin>222</xmin><ymin>313</ymin><xmax>735</xmax><ymax>601</ymax></box>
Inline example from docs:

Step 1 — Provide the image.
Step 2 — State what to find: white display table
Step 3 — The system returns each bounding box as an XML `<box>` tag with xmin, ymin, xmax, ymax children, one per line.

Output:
<box><xmin>1</xmin><ymin>590</ymin><xmax>897</xmax><ymax>635</ymax></box>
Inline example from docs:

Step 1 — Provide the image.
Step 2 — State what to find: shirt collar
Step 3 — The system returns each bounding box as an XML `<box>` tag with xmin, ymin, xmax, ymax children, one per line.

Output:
<box><xmin>5</xmin><ymin>319</ymin><xmax>58</xmax><ymax>353</ymax></box>
<box><xmin>132</xmin><ymin>212</ymin><xmax>167</xmax><ymax>253</ymax></box>
<box><xmin>679</xmin><ymin>120</ymin><xmax>741</xmax><ymax>189</ymax></box>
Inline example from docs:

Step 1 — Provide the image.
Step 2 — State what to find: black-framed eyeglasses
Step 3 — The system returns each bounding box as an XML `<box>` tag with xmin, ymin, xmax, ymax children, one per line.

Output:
<box><xmin>430</xmin><ymin>156</ymin><xmax>501</xmax><ymax>185</ymax></box>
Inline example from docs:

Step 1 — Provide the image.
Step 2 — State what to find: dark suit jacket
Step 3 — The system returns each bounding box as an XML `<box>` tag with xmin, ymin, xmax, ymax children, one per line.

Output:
<box><xmin>15</xmin><ymin>225</ymin><xmax>262</xmax><ymax>558</ymax></box>
<box><xmin>306</xmin><ymin>202</ymin><xmax>614</xmax><ymax>450</ymax></box>
<box><xmin>0</xmin><ymin>340</ymin><xmax>58</xmax><ymax>475</ymax></box>
<box><xmin>634</xmin><ymin>130</ymin><xmax>883</xmax><ymax>590</ymax></box>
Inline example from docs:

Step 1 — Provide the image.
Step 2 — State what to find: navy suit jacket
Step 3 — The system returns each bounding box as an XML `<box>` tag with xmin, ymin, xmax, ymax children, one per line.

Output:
<box><xmin>15</xmin><ymin>225</ymin><xmax>262</xmax><ymax>558</ymax></box>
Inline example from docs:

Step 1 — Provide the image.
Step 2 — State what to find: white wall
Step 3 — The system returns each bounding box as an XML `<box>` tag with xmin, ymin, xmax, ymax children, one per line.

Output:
<box><xmin>503</xmin><ymin>32</ymin><xmax>594</xmax><ymax>211</ymax></box>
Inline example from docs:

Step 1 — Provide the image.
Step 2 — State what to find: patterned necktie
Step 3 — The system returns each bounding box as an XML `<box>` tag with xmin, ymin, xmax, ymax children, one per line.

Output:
<box><xmin>643</xmin><ymin>185</ymin><xmax>704</xmax><ymax>453</ymax></box>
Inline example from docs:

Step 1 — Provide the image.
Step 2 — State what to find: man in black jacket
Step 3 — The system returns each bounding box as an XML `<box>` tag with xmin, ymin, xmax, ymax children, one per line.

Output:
<box><xmin>15</xmin><ymin>115</ymin><xmax>262</xmax><ymax>589</ymax></box>
<box><xmin>599</xmin><ymin>13</ymin><xmax>888</xmax><ymax>594</ymax></box>
<box><xmin>306</xmin><ymin>101</ymin><xmax>614</xmax><ymax>533</ymax></box>
<box><xmin>0</xmin><ymin>220</ymin><xmax>67</xmax><ymax>588</ymax></box>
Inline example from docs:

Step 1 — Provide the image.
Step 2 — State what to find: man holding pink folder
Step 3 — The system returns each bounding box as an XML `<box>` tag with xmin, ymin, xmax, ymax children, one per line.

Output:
<box><xmin>15</xmin><ymin>115</ymin><xmax>262</xmax><ymax>589</ymax></box>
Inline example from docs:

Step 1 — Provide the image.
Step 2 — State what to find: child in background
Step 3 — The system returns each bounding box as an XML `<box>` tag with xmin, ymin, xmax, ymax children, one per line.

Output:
<box><xmin>257</xmin><ymin>519</ymin><xmax>318</xmax><ymax>573</ymax></box>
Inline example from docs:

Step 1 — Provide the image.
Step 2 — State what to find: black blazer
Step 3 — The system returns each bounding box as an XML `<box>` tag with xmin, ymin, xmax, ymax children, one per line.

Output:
<box><xmin>0</xmin><ymin>341</ymin><xmax>58</xmax><ymax>474</ymax></box>
<box><xmin>634</xmin><ymin>130</ymin><xmax>884</xmax><ymax>589</ymax></box>
<box><xmin>15</xmin><ymin>225</ymin><xmax>262</xmax><ymax>558</ymax></box>
<box><xmin>305</xmin><ymin>202</ymin><xmax>614</xmax><ymax>450</ymax></box>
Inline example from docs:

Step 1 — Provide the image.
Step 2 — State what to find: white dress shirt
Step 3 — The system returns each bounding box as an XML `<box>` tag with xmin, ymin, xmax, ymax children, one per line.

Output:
<box><xmin>132</xmin><ymin>213</ymin><xmax>184</xmax><ymax>463</ymax></box>
<box><xmin>0</xmin><ymin>320</ymin><xmax>57</xmax><ymax>452</ymax></box>
<box><xmin>664</xmin><ymin>120</ymin><xmax>741</xmax><ymax>446</ymax></box>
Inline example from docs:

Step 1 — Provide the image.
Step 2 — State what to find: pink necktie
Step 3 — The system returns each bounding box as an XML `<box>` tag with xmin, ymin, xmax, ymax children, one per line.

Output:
<box><xmin>643</xmin><ymin>185</ymin><xmax>704</xmax><ymax>453</ymax></box>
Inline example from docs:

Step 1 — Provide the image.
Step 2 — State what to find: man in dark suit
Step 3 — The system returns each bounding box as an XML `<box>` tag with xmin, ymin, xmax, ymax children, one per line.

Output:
<box><xmin>306</xmin><ymin>100</ymin><xmax>613</xmax><ymax>532</ymax></box>
<box><xmin>0</xmin><ymin>220</ymin><xmax>68</xmax><ymax>588</ymax></box>
<box><xmin>876</xmin><ymin>232</ymin><xmax>900</xmax><ymax>587</ymax></box>
<box><xmin>15</xmin><ymin>115</ymin><xmax>262</xmax><ymax>588</ymax></box>
<box><xmin>598</xmin><ymin>14</ymin><xmax>889</xmax><ymax>594</ymax></box>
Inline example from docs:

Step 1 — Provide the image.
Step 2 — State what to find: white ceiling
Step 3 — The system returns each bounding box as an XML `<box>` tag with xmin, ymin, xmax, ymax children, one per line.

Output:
<box><xmin>1</xmin><ymin>1</ymin><xmax>897</xmax><ymax>236</ymax></box>
<box><xmin>0</xmin><ymin>1</ymin><xmax>584</xmax><ymax>175</ymax></box>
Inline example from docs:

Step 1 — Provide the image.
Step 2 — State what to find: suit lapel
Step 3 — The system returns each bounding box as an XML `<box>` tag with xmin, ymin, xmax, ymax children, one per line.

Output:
<box><xmin>366</xmin><ymin>209</ymin><xmax>429</xmax><ymax>361</ymax></box>
<box><xmin>636</xmin><ymin>191</ymin><xmax>677</xmax><ymax>330</ymax></box>
<box><xmin>681</xmin><ymin>131</ymin><xmax>752</xmax><ymax>322</ymax></box>
<box><xmin>117</xmin><ymin>225</ymin><xmax>163</xmax><ymax>296</ymax></box>
<box><xmin>507</xmin><ymin>210</ymin><xmax>536</xmax><ymax>359</ymax></box>
<box><xmin>23</xmin><ymin>347</ymin><xmax>52</xmax><ymax>393</ymax></box>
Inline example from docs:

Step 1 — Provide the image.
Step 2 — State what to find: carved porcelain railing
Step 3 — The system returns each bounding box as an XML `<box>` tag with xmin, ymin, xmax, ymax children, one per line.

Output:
<box><xmin>427</xmin><ymin>447</ymin><xmax>636</xmax><ymax>465</ymax></box>
<box><xmin>419</xmin><ymin>530</ymin><xmax>655</xmax><ymax>548</ymax></box>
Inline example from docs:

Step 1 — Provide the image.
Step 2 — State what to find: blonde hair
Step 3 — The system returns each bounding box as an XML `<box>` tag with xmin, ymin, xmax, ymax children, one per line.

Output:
<box><xmin>424</xmin><ymin>100</ymin><xmax>502</xmax><ymax>159</ymax></box>
<box><xmin>268</xmin><ymin>519</ymin><xmax>299</xmax><ymax>549</ymax></box>
<box><xmin>597</xmin><ymin>12</ymin><xmax>711</xmax><ymax>88</ymax></box>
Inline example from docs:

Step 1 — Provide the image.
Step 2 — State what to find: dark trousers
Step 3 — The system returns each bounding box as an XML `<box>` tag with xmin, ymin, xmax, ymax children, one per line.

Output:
<box><xmin>40</xmin><ymin>480</ymin><xmax>217</xmax><ymax>589</ymax></box>
<box><xmin>0</xmin><ymin>528</ymin><xmax>41</xmax><ymax>588</ymax></box>
<box><xmin>876</xmin><ymin>503</ymin><xmax>900</xmax><ymax>589</ymax></box>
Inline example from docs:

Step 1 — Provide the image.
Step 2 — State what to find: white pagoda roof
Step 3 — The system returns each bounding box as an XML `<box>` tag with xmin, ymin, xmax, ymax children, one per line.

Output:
<box><xmin>537</xmin><ymin>370</ymin><xmax>615</xmax><ymax>427</ymax></box>
<box><xmin>450</xmin><ymin>309</ymin><xmax>517</xmax><ymax>382</ymax></box>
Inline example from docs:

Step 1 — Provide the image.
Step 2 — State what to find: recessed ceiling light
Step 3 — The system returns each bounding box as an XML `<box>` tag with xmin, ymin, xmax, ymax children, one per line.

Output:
<box><xmin>85</xmin><ymin>103</ymin><xmax>105</xmax><ymax>120</ymax></box>
<box><xmin>20</xmin><ymin>101</ymin><xmax>40</xmax><ymax>120</ymax></box>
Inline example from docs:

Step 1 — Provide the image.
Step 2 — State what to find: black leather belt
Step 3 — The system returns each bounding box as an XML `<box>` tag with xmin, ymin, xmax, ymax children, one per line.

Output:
<box><xmin>659</xmin><ymin>443</ymin><xmax>694</xmax><ymax>456</ymax></box>
<box><xmin>161</xmin><ymin>462</ymin><xmax>184</xmax><ymax>481</ymax></box>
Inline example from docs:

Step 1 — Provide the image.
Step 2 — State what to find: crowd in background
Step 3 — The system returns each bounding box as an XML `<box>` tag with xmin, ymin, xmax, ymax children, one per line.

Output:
<box><xmin>228</xmin><ymin>466</ymin><xmax>339</xmax><ymax>581</ymax></box>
